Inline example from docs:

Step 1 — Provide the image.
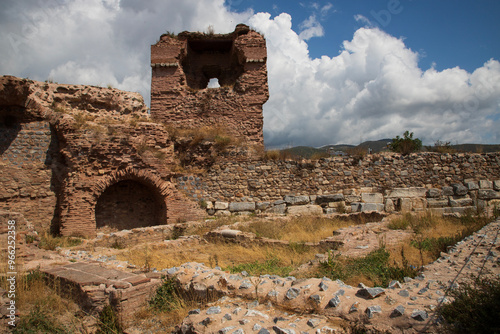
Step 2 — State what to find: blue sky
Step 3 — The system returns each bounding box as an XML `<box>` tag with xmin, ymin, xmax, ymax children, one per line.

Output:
<box><xmin>1</xmin><ymin>0</ymin><xmax>499</xmax><ymax>147</ymax></box>
<box><xmin>229</xmin><ymin>0</ymin><xmax>500</xmax><ymax>73</ymax></box>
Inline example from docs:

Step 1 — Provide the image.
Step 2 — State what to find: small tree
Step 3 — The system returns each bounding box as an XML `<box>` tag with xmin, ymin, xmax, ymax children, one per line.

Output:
<box><xmin>389</xmin><ymin>131</ymin><xmax>422</xmax><ymax>155</ymax></box>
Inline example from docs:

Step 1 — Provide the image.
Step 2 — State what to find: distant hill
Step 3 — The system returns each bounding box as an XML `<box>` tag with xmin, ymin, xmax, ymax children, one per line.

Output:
<box><xmin>276</xmin><ymin>140</ymin><xmax>499</xmax><ymax>159</ymax></box>
<box><xmin>450</xmin><ymin>144</ymin><xmax>500</xmax><ymax>153</ymax></box>
<box><xmin>321</xmin><ymin>139</ymin><xmax>392</xmax><ymax>154</ymax></box>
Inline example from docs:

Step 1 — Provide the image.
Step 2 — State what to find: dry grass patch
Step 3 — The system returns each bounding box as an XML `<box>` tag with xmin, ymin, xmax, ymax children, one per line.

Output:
<box><xmin>133</xmin><ymin>276</ymin><xmax>220</xmax><ymax>333</ymax></box>
<box><xmin>238</xmin><ymin>216</ymin><xmax>356</xmax><ymax>243</ymax></box>
<box><xmin>387</xmin><ymin>210</ymin><xmax>495</xmax><ymax>267</ymax></box>
<box><xmin>0</xmin><ymin>267</ymin><xmax>86</xmax><ymax>333</ymax></box>
<box><xmin>116</xmin><ymin>241</ymin><xmax>317</xmax><ymax>275</ymax></box>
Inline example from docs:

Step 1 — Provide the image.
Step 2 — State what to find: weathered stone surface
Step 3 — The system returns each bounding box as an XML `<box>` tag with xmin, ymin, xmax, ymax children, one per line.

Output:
<box><xmin>357</xmin><ymin>287</ymin><xmax>385</xmax><ymax>299</ymax></box>
<box><xmin>426</xmin><ymin>188</ymin><xmax>442</xmax><ymax>198</ymax></box>
<box><xmin>285</xmin><ymin>288</ymin><xmax>300</xmax><ymax>300</ymax></box>
<box><xmin>390</xmin><ymin>305</ymin><xmax>405</xmax><ymax>317</ymax></box>
<box><xmin>385</xmin><ymin>198</ymin><xmax>395</xmax><ymax>212</ymax></box>
<box><xmin>387</xmin><ymin>280</ymin><xmax>402</xmax><ymax>289</ymax></box>
<box><xmin>265</xmin><ymin>204</ymin><xmax>287</xmax><ymax>214</ymax></box>
<box><xmin>216</xmin><ymin>210</ymin><xmax>232</xmax><ymax>216</ymax></box>
<box><xmin>287</xmin><ymin>205</ymin><xmax>323</xmax><ymax>216</ymax></box>
<box><xmin>220</xmin><ymin>230</ymin><xmax>242</xmax><ymax>238</ymax></box>
<box><xmin>359</xmin><ymin>203</ymin><xmax>385</xmax><ymax>212</ymax></box>
<box><xmin>427</xmin><ymin>199</ymin><xmax>449</xmax><ymax>208</ymax></box>
<box><xmin>256</xmin><ymin>202</ymin><xmax>271</xmax><ymax>210</ymax></box>
<box><xmin>316</xmin><ymin>194</ymin><xmax>344</xmax><ymax>204</ymax></box>
<box><xmin>361</xmin><ymin>193</ymin><xmax>384</xmax><ymax>204</ymax></box>
<box><xmin>272</xmin><ymin>326</ymin><xmax>295</xmax><ymax>334</ymax></box>
<box><xmin>206</xmin><ymin>306</ymin><xmax>221</xmax><ymax>315</ymax></box>
<box><xmin>351</xmin><ymin>203</ymin><xmax>361</xmax><ymax>212</ymax></box>
<box><xmin>327</xmin><ymin>295</ymin><xmax>341</xmax><ymax>308</ymax></box>
<box><xmin>215</xmin><ymin>201</ymin><xmax>229</xmax><ymax>210</ymax></box>
<box><xmin>449</xmin><ymin>197</ymin><xmax>473</xmax><ymax>207</ymax></box>
<box><xmin>388</xmin><ymin>188</ymin><xmax>427</xmax><ymax>198</ymax></box>
<box><xmin>466</xmin><ymin>181</ymin><xmax>479</xmax><ymax>190</ymax></box>
<box><xmin>453</xmin><ymin>183</ymin><xmax>468</xmax><ymax>196</ymax></box>
<box><xmin>229</xmin><ymin>202</ymin><xmax>256</xmax><ymax>212</ymax></box>
<box><xmin>494</xmin><ymin>180</ymin><xmax>500</xmax><ymax>191</ymax></box>
<box><xmin>284</xmin><ymin>195</ymin><xmax>310</xmax><ymax>205</ymax></box>
<box><xmin>479</xmin><ymin>180</ymin><xmax>493</xmax><ymax>189</ymax></box>
<box><xmin>365</xmin><ymin>305</ymin><xmax>382</xmax><ymax>318</ymax></box>
<box><xmin>411</xmin><ymin>309</ymin><xmax>428</xmax><ymax>321</ymax></box>
<box><xmin>400</xmin><ymin>198</ymin><xmax>413</xmax><ymax>212</ymax></box>
<box><xmin>442</xmin><ymin>186</ymin><xmax>454</xmax><ymax>196</ymax></box>
<box><xmin>478</xmin><ymin>189</ymin><xmax>500</xmax><ymax>200</ymax></box>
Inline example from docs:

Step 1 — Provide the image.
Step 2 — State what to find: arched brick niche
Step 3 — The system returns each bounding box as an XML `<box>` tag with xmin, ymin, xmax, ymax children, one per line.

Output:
<box><xmin>92</xmin><ymin>168</ymin><xmax>172</xmax><ymax>231</ymax></box>
<box><xmin>95</xmin><ymin>180</ymin><xmax>166</xmax><ymax>230</ymax></box>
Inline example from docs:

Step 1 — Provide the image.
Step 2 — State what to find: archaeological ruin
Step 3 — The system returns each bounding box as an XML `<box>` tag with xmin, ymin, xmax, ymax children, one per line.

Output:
<box><xmin>1</xmin><ymin>23</ymin><xmax>499</xmax><ymax>240</ymax></box>
<box><xmin>2</xmin><ymin>24</ymin><xmax>500</xmax><ymax>334</ymax></box>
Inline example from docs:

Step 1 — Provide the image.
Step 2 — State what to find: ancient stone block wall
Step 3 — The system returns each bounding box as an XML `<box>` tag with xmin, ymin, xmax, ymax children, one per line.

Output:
<box><xmin>175</xmin><ymin>152</ymin><xmax>500</xmax><ymax>217</ymax></box>
<box><xmin>178</xmin><ymin>152</ymin><xmax>500</xmax><ymax>203</ymax></box>
<box><xmin>150</xmin><ymin>24</ymin><xmax>268</xmax><ymax>146</ymax></box>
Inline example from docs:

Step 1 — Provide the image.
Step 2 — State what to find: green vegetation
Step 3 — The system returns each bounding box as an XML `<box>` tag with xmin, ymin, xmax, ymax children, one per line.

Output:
<box><xmin>387</xmin><ymin>210</ymin><xmax>496</xmax><ymax>267</ymax></box>
<box><xmin>225</xmin><ymin>256</ymin><xmax>295</xmax><ymax>277</ymax></box>
<box><xmin>319</xmin><ymin>246</ymin><xmax>420</xmax><ymax>287</ymax></box>
<box><xmin>39</xmin><ymin>232</ymin><xmax>83</xmax><ymax>250</ymax></box>
<box><xmin>150</xmin><ymin>277</ymin><xmax>183</xmax><ymax>312</ymax></box>
<box><xmin>426</xmin><ymin>140</ymin><xmax>456</xmax><ymax>153</ymax></box>
<box><xmin>96</xmin><ymin>305</ymin><xmax>123</xmax><ymax>334</ymax></box>
<box><xmin>441</xmin><ymin>274</ymin><xmax>500</xmax><ymax>334</ymax></box>
<box><xmin>389</xmin><ymin>130</ymin><xmax>422</xmax><ymax>155</ymax></box>
<box><xmin>13</xmin><ymin>305</ymin><xmax>70</xmax><ymax>334</ymax></box>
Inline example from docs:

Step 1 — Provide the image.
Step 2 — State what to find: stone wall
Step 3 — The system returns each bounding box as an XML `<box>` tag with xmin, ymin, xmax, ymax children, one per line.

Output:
<box><xmin>176</xmin><ymin>152</ymin><xmax>500</xmax><ymax>216</ymax></box>
<box><xmin>183</xmin><ymin>153</ymin><xmax>500</xmax><ymax>202</ymax></box>
<box><xmin>150</xmin><ymin>24</ymin><xmax>268</xmax><ymax>146</ymax></box>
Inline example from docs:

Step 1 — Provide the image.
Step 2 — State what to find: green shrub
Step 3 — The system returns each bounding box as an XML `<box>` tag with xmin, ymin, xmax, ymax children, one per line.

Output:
<box><xmin>96</xmin><ymin>305</ymin><xmax>123</xmax><ymax>334</ymax></box>
<box><xmin>13</xmin><ymin>305</ymin><xmax>69</xmax><ymax>334</ymax></box>
<box><xmin>426</xmin><ymin>140</ymin><xmax>456</xmax><ymax>153</ymax></box>
<box><xmin>441</xmin><ymin>275</ymin><xmax>500</xmax><ymax>333</ymax></box>
<box><xmin>149</xmin><ymin>277</ymin><xmax>183</xmax><ymax>312</ymax></box>
<box><xmin>389</xmin><ymin>131</ymin><xmax>422</xmax><ymax>155</ymax></box>
<box><xmin>320</xmin><ymin>246</ymin><xmax>420</xmax><ymax>287</ymax></box>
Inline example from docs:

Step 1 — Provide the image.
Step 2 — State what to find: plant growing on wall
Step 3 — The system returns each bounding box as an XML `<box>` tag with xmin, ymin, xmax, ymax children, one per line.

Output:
<box><xmin>389</xmin><ymin>131</ymin><xmax>422</xmax><ymax>155</ymax></box>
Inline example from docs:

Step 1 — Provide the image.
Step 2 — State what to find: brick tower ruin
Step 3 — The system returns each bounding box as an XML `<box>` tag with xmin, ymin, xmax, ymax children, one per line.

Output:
<box><xmin>150</xmin><ymin>24</ymin><xmax>269</xmax><ymax>146</ymax></box>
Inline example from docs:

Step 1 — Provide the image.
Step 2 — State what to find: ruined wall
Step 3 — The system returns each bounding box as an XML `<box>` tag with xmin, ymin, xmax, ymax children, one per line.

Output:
<box><xmin>1</xmin><ymin>97</ymin><xmax>58</xmax><ymax>232</ymax></box>
<box><xmin>178</xmin><ymin>152</ymin><xmax>500</xmax><ymax>203</ymax></box>
<box><xmin>0</xmin><ymin>76</ymin><xmax>205</xmax><ymax>238</ymax></box>
<box><xmin>150</xmin><ymin>24</ymin><xmax>268</xmax><ymax>146</ymax></box>
<box><xmin>174</xmin><ymin>152</ymin><xmax>500</xmax><ymax>217</ymax></box>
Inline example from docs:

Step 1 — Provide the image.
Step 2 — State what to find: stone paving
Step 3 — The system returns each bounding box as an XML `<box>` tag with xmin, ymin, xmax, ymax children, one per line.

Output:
<box><xmin>3</xmin><ymin>217</ymin><xmax>498</xmax><ymax>333</ymax></box>
<box><xmin>165</xmin><ymin>218</ymin><xmax>500</xmax><ymax>333</ymax></box>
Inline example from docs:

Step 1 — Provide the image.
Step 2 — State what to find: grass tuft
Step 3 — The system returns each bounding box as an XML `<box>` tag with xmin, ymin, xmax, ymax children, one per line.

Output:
<box><xmin>12</xmin><ymin>304</ymin><xmax>70</xmax><ymax>334</ymax></box>
<box><xmin>96</xmin><ymin>305</ymin><xmax>123</xmax><ymax>334</ymax></box>
<box><xmin>441</xmin><ymin>274</ymin><xmax>500</xmax><ymax>334</ymax></box>
<box><xmin>225</xmin><ymin>256</ymin><xmax>295</xmax><ymax>277</ymax></box>
<box><xmin>39</xmin><ymin>232</ymin><xmax>83</xmax><ymax>250</ymax></box>
<box><xmin>319</xmin><ymin>246</ymin><xmax>420</xmax><ymax>287</ymax></box>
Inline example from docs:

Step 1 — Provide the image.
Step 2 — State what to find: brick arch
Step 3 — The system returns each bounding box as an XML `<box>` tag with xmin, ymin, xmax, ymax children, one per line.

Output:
<box><xmin>92</xmin><ymin>168</ymin><xmax>173</xmax><ymax>230</ymax></box>
<box><xmin>92</xmin><ymin>167</ymin><xmax>172</xmax><ymax>199</ymax></box>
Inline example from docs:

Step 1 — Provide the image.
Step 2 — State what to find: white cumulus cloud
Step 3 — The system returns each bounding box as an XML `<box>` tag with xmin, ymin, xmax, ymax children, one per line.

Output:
<box><xmin>0</xmin><ymin>1</ymin><xmax>499</xmax><ymax>147</ymax></box>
